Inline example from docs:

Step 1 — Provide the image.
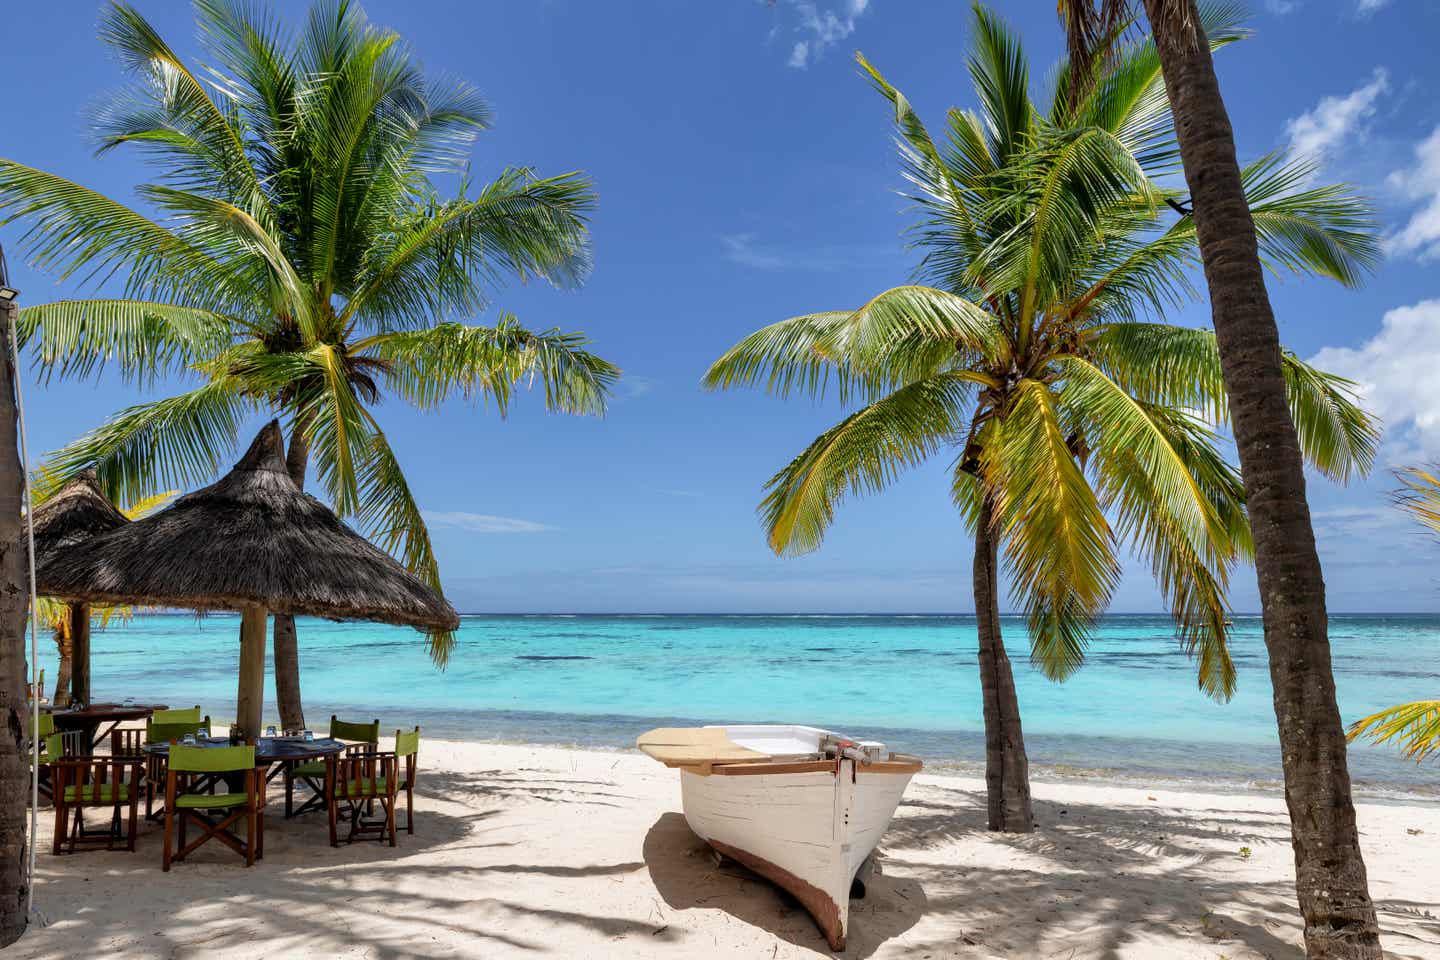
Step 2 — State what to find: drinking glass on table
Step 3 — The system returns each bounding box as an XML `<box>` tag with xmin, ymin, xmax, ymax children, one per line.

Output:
<box><xmin>265</xmin><ymin>725</ymin><xmax>277</xmax><ymax>738</ymax></box>
<box><xmin>182</xmin><ymin>733</ymin><xmax>196</xmax><ymax>745</ymax></box>
<box><xmin>302</xmin><ymin>729</ymin><xmax>314</xmax><ymax>742</ymax></box>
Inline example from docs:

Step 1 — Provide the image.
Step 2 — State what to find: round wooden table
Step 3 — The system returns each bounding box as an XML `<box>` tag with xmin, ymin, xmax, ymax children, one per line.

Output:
<box><xmin>48</xmin><ymin>702</ymin><xmax>169</xmax><ymax>751</ymax></box>
<box><xmin>143</xmin><ymin>735</ymin><xmax>348</xmax><ymax>813</ymax></box>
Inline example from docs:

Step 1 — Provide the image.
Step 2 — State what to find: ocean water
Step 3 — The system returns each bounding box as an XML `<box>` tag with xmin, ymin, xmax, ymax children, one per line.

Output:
<box><xmin>55</xmin><ymin>612</ymin><xmax>1440</xmax><ymax>794</ymax></box>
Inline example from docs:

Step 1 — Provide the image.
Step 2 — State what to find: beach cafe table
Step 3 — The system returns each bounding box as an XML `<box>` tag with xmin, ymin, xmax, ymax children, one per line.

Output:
<box><xmin>47</xmin><ymin>702</ymin><xmax>169</xmax><ymax>751</ymax></box>
<box><xmin>142</xmin><ymin>735</ymin><xmax>347</xmax><ymax>817</ymax></box>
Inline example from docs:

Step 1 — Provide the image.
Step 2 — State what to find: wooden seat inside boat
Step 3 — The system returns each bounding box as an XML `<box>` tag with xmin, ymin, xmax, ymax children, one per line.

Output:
<box><xmin>635</xmin><ymin>727</ymin><xmax>769</xmax><ymax>767</ymax></box>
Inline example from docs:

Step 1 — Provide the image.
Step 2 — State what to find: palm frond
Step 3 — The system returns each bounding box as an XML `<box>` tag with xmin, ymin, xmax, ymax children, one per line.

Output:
<box><xmin>360</xmin><ymin>316</ymin><xmax>618</xmax><ymax>416</ymax></box>
<box><xmin>352</xmin><ymin>414</ymin><xmax>453</xmax><ymax>666</ymax></box>
<box><xmin>1348</xmin><ymin>701</ymin><xmax>1440</xmax><ymax>762</ymax></box>
<box><xmin>42</xmin><ymin>380</ymin><xmax>254</xmax><ymax>507</ymax></box>
<box><xmin>17</xmin><ymin>299</ymin><xmax>236</xmax><ymax>385</ymax></box>
<box><xmin>760</xmin><ymin>372</ymin><xmax>987</xmax><ymax>556</ymax></box>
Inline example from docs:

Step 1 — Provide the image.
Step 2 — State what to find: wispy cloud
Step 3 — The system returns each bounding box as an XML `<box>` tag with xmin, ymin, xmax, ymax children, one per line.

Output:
<box><xmin>772</xmin><ymin>0</ymin><xmax>873</xmax><ymax>70</ymax></box>
<box><xmin>1357</xmin><ymin>0</ymin><xmax>1391</xmax><ymax>15</ymax></box>
<box><xmin>1284</xmin><ymin>67</ymin><xmax>1388</xmax><ymax>177</ymax></box>
<box><xmin>424</xmin><ymin>511</ymin><xmax>553</xmax><ymax>534</ymax></box>
<box><xmin>1386</xmin><ymin>126</ymin><xmax>1440</xmax><ymax>260</ymax></box>
<box><xmin>720</xmin><ymin>233</ymin><xmax>789</xmax><ymax>269</ymax></box>
<box><xmin>1309</xmin><ymin>298</ymin><xmax>1440</xmax><ymax>460</ymax></box>
<box><xmin>719</xmin><ymin>232</ymin><xmax>893</xmax><ymax>271</ymax></box>
<box><xmin>1264</xmin><ymin>0</ymin><xmax>1299</xmax><ymax>14</ymax></box>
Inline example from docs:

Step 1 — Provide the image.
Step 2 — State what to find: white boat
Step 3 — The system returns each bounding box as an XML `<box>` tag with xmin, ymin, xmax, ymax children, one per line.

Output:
<box><xmin>637</xmin><ymin>724</ymin><xmax>922</xmax><ymax>951</ymax></box>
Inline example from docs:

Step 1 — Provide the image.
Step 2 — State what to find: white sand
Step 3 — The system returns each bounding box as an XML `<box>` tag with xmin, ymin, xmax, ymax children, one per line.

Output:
<box><xmin>14</xmin><ymin>738</ymin><xmax>1440</xmax><ymax>959</ymax></box>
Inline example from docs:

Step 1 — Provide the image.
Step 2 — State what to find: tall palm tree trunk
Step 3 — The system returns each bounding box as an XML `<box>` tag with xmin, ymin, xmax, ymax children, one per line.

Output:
<box><xmin>0</xmin><ymin>301</ymin><xmax>32</xmax><ymax>947</ymax></box>
<box><xmin>271</xmin><ymin>420</ymin><xmax>311</xmax><ymax>732</ymax></box>
<box><xmin>1139</xmin><ymin>2</ymin><xmax>1380</xmax><ymax>955</ymax></box>
<box><xmin>974</xmin><ymin>494</ymin><xmax>1033</xmax><ymax>832</ymax></box>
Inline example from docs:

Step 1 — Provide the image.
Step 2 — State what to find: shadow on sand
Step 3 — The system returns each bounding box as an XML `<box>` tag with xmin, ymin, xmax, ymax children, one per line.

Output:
<box><xmin>642</xmin><ymin>812</ymin><xmax>926</xmax><ymax>958</ymax></box>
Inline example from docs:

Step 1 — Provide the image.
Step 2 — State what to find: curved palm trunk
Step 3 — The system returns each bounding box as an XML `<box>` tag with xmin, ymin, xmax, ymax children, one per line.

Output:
<box><xmin>974</xmin><ymin>494</ymin><xmax>1033</xmax><ymax>832</ymax></box>
<box><xmin>0</xmin><ymin>303</ymin><xmax>32</xmax><ymax>947</ymax></box>
<box><xmin>271</xmin><ymin>422</ymin><xmax>310</xmax><ymax>732</ymax></box>
<box><xmin>51</xmin><ymin>627</ymin><xmax>71</xmax><ymax>709</ymax></box>
<box><xmin>1139</xmin><ymin>3</ymin><xmax>1380</xmax><ymax>955</ymax></box>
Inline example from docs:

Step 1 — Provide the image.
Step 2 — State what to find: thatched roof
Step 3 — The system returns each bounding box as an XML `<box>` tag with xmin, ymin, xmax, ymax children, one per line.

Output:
<box><xmin>32</xmin><ymin>470</ymin><xmax>129</xmax><ymax>564</ymax></box>
<box><xmin>36</xmin><ymin>421</ymin><xmax>459</xmax><ymax>632</ymax></box>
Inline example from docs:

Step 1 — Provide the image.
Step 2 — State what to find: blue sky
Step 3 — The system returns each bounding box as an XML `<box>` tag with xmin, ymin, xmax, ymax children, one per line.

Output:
<box><xmin>6</xmin><ymin>0</ymin><xmax>1440</xmax><ymax>613</ymax></box>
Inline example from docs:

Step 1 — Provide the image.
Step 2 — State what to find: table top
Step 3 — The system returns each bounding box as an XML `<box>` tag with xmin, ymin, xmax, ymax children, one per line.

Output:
<box><xmin>48</xmin><ymin>703</ymin><xmax>168</xmax><ymax>722</ymax></box>
<box><xmin>143</xmin><ymin>736</ymin><xmax>347</xmax><ymax>764</ymax></box>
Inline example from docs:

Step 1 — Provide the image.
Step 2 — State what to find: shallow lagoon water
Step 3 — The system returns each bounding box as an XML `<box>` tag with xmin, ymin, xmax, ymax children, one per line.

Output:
<box><xmin>65</xmin><ymin>612</ymin><xmax>1440</xmax><ymax>793</ymax></box>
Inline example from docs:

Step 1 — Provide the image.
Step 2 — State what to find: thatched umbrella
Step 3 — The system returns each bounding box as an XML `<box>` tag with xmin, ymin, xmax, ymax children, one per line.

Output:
<box><xmin>37</xmin><ymin>420</ymin><xmax>459</xmax><ymax>738</ymax></box>
<box><xmin>32</xmin><ymin>470</ymin><xmax>130</xmax><ymax>705</ymax></box>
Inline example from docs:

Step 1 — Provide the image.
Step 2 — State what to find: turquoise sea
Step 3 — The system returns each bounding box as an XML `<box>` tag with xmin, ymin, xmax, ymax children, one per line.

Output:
<box><xmin>59</xmin><ymin>612</ymin><xmax>1440</xmax><ymax>794</ymax></box>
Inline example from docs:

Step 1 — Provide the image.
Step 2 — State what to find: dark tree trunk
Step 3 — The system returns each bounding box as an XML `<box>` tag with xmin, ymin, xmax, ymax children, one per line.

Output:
<box><xmin>974</xmin><ymin>494</ymin><xmax>1033</xmax><ymax>833</ymax></box>
<box><xmin>272</xmin><ymin>422</ymin><xmax>310</xmax><ymax>732</ymax></box>
<box><xmin>0</xmin><ymin>301</ymin><xmax>32</xmax><ymax>947</ymax></box>
<box><xmin>68</xmin><ymin>603</ymin><xmax>89</xmax><ymax>706</ymax></box>
<box><xmin>1139</xmin><ymin>3</ymin><xmax>1380</xmax><ymax>956</ymax></box>
<box><xmin>51</xmin><ymin>628</ymin><xmax>71</xmax><ymax>709</ymax></box>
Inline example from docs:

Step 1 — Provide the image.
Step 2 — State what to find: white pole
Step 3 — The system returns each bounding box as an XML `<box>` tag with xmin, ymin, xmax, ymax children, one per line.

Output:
<box><xmin>7</xmin><ymin>302</ymin><xmax>41</xmax><ymax>916</ymax></box>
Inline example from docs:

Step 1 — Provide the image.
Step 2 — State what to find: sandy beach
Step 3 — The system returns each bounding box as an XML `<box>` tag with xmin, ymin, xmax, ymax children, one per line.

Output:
<box><xmin>14</xmin><ymin>737</ymin><xmax>1440</xmax><ymax>959</ymax></box>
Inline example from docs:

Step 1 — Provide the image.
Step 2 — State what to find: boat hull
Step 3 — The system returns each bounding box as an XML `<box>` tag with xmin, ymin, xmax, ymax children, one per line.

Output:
<box><xmin>678</xmin><ymin>757</ymin><xmax>918</xmax><ymax>950</ymax></box>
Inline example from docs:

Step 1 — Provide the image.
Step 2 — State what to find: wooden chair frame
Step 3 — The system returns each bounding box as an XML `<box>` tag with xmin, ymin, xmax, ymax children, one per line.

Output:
<box><xmin>50</xmin><ymin>756</ymin><xmax>143</xmax><ymax>854</ymax></box>
<box><xmin>144</xmin><ymin>717</ymin><xmax>213</xmax><ymax>822</ymax></box>
<box><xmin>162</xmin><ymin>746</ymin><xmax>264</xmax><ymax>871</ymax></box>
<box><xmin>36</xmin><ymin>730</ymin><xmax>86</xmax><ymax>804</ymax></box>
<box><xmin>395</xmin><ymin>727</ymin><xmax>420</xmax><ymax>836</ymax></box>
<box><xmin>285</xmin><ymin>715</ymin><xmax>378</xmax><ymax>818</ymax></box>
<box><xmin>325</xmin><ymin>751</ymin><xmax>399</xmax><ymax>846</ymax></box>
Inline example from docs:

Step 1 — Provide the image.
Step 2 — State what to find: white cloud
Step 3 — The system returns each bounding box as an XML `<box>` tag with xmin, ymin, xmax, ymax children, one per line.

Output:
<box><xmin>720</xmin><ymin>233</ymin><xmax>787</xmax><ymax>269</ymax></box>
<box><xmin>1265</xmin><ymin>0</ymin><xmax>1299</xmax><ymax>14</ymax></box>
<box><xmin>1357</xmin><ymin>0</ymin><xmax>1391</xmax><ymax>14</ymax></box>
<box><xmin>775</xmin><ymin>0</ymin><xmax>872</xmax><ymax>70</ymax></box>
<box><xmin>1386</xmin><ymin>126</ymin><xmax>1440</xmax><ymax>260</ymax></box>
<box><xmin>1284</xmin><ymin>68</ymin><xmax>1388</xmax><ymax>175</ymax></box>
<box><xmin>424</xmin><ymin>511</ymin><xmax>553</xmax><ymax>534</ymax></box>
<box><xmin>1309</xmin><ymin>299</ymin><xmax>1440</xmax><ymax>459</ymax></box>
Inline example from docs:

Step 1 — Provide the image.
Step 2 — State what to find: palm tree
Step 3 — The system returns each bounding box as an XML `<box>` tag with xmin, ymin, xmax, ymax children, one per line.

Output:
<box><xmin>706</xmin><ymin>5</ymin><xmax>1378</xmax><ymax>833</ymax></box>
<box><xmin>0</xmin><ymin>294</ymin><xmax>30</xmax><ymax>947</ymax></box>
<box><xmin>0</xmin><ymin>0</ymin><xmax>618</xmax><ymax>730</ymax></box>
<box><xmin>1136</xmin><ymin>0</ymin><xmax>1382</xmax><ymax>955</ymax></box>
<box><xmin>1347</xmin><ymin>465</ymin><xmax>1440</xmax><ymax>762</ymax></box>
<box><xmin>35</xmin><ymin>490</ymin><xmax>172</xmax><ymax>707</ymax></box>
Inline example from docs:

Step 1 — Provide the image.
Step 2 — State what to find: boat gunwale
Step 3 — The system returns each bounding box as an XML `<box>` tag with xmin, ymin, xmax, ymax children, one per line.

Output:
<box><xmin>676</xmin><ymin>754</ymin><xmax>923</xmax><ymax>777</ymax></box>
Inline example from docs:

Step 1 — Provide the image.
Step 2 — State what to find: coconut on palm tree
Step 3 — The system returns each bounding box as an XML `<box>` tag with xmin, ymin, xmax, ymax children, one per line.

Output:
<box><xmin>0</xmin><ymin>0</ymin><xmax>619</xmax><ymax>730</ymax></box>
<box><xmin>1135</xmin><ymin>0</ymin><xmax>1383</xmax><ymax>954</ymax></box>
<box><xmin>1347</xmin><ymin>465</ymin><xmax>1440</xmax><ymax>763</ymax></box>
<box><xmin>706</xmin><ymin>4</ymin><xmax>1378</xmax><ymax>833</ymax></box>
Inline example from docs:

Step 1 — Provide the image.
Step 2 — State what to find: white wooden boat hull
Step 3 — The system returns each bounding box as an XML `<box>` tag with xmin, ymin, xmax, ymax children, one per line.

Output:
<box><xmin>677</xmin><ymin>751</ymin><xmax>919</xmax><ymax>950</ymax></box>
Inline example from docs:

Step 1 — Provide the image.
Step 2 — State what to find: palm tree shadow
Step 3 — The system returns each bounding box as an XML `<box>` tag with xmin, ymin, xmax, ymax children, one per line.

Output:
<box><xmin>642</xmin><ymin>812</ymin><xmax>925</xmax><ymax>957</ymax></box>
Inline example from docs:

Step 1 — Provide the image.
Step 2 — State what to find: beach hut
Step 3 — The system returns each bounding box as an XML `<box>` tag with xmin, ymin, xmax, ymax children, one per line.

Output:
<box><xmin>36</xmin><ymin>420</ymin><xmax>459</xmax><ymax>739</ymax></box>
<box><xmin>31</xmin><ymin>470</ymin><xmax>129</xmax><ymax>706</ymax></box>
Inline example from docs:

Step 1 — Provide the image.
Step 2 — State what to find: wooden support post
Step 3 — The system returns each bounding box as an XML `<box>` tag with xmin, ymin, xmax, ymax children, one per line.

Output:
<box><xmin>235</xmin><ymin>605</ymin><xmax>268</xmax><ymax>740</ymax></box>
<box><xmin>70</xmin><ymin>602</ymin><xmax>91</xmax><ymax>706</ymax></box>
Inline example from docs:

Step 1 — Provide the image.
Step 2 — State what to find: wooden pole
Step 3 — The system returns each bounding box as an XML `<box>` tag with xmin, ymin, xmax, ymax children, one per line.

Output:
<box><xmin>235</xmin><ymin>605</ymin><xmax>268</xmax><ymax>740</ymax></box>
<box><xmin>69</xmin><ymin>602</ymin><xmax>90</xmax><ymax>706</ymax></box>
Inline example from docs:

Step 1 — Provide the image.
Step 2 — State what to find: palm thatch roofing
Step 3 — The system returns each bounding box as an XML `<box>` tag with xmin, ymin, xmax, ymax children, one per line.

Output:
<box><xmin>36</xmin><ymin>420</ymin><xmax>459</xmax><ymax>633</ymax></box>
<box><xmin>32</xmin><ymin>469</ymin><xmax>129</xmax><ymax>564</ymax></box>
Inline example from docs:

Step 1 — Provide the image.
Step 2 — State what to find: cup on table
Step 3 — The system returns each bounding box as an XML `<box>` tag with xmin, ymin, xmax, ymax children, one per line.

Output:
<box><xmin>265</xmin><ymin>725</ymin><xmax>277</xmax><ymax>737</ymax></box>
<box><xmin>302</xmin><ymin>730</ymin><xmax>314</xmax><ymax>742</ymax></box>
<box><xmin>182</xmin><ymin>733</ymin><xmax>196</xmax><ymax>745</ymax></box>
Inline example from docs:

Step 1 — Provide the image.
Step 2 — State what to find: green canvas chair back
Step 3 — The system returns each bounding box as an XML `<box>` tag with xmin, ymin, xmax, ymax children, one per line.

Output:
<box><xmin>330</xmin><ymin>715</ymin><xmax>380</xmax><ymax>746</ymax></box>
<box><xmin>35</xmin><ymin>731</ymin><xmax>64</xmax><ymax>767</ymax></box>
<box><xmin>38</xmin><ymin>713</ymin><xmax>55</xmax><ymax>738</ymax></box>
<box><xmin>169</xmin><ymin>744</ymin><xmax>255</xmax><ymax>773</ymax></box>
<box><xmin>151</xmin><ymin>705</ymin><xmax>203</xmax><ymax>724</ymax></box>
<box><xmin>395</xmin><ymin>727</ymin><xmax>420</xmax><ymax>758</ymax></box>
<box><xmin>147</xmin><ymin>718</ymin><xmax>212</xmax><ymax>744</ymax></box>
